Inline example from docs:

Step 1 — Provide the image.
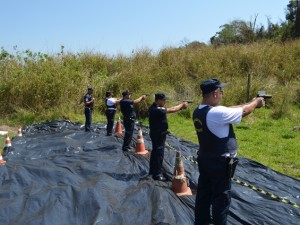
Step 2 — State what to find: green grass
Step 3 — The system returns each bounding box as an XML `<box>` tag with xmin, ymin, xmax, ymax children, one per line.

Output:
<box><xmin>166</xmin><ymin>106</ymin><xmax>300</xmax><ymax>179</ymax></box>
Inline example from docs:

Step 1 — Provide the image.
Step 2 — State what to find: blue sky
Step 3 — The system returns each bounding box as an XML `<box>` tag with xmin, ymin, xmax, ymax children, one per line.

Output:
<box><xmin>1</xmin><ymin>0</ymin><xmax>288</xmax><ymax>56</ymax></box>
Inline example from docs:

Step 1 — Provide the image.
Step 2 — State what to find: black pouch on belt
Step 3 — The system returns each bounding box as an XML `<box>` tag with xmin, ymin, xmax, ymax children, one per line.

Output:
<box><xmin>227</xmin><ymin>157</ymin><xmax>239</xmax><ymax>178</ymax></box>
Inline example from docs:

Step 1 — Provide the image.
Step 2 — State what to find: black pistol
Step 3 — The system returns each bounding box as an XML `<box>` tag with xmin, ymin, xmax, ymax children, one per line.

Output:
<box><xmin>257</xmin><ymin>90</ymin><xmax>272</xmax><ymax>107</ymax></box>
<box><xmin>183</xmin><ymin>100</ymin><xmax>193</xmax><ymax>103</ymax></box>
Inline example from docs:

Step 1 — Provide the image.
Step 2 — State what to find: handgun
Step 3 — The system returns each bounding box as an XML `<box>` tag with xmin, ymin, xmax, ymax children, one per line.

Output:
<box><xmin>257</xmin><ymin>90</ymin><xmax>272</xmax><ymax>107</ymax></box>
<box><xmin>257</xmin><ymin>90</ymin><xmax>272</xmax><ymax>99</ymax></box>
<box><xmin>183</xmin><ymin>100</ymin><xmax>193</xmax><ymax>103</ymax></box>
<box><xmin>143</xmin><ymin>94</ymin><xmax>150</xmax><ymax>96</ymax></box>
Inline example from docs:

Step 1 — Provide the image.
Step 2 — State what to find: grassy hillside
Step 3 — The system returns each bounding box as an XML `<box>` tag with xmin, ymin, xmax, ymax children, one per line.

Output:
<box><xmin>0</xmin><ymin>41</ymin><xmax>300</xmax><ymax>178</ymax></box>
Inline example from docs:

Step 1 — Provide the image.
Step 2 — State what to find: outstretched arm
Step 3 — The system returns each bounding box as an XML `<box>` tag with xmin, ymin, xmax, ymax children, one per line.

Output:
<box><xmin>230</xmin><ymin>97</ymin><xmax>264</xmax><ymax>117</ymax></box>
<box><xmin>114</xmin><ymin>98</ymin><xmax>121</xmax><ymax>104</ymax></box>
<box><xmin>166</xmin><ymin>102</ymin><xmax>189</xmax><ymax>113</ymax></box>
<box><xmin>134</xmin><ymin>95</ymin><xmax>146</xmax><ymax>104</ymax></box>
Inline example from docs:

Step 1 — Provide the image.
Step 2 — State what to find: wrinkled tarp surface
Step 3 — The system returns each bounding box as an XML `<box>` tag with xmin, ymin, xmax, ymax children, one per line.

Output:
<box><xmin>0</xmin><ymin>120</ymin><xmax>299</xmax><ymax>225</ymax></box>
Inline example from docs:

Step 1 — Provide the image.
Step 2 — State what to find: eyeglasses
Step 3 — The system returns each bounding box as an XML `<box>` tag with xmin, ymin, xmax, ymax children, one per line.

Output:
<box><xmin>214</xmin><ymin>88</ymin><xmax>223</xmax><ymax>93</ymax></box>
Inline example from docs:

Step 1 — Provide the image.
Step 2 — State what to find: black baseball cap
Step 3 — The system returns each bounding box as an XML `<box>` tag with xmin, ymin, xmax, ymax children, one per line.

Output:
<box><xmin>88</xmin><ymin>87</ymin><xmax>94</xmax><ymax>91</ymax></box>
<box><xmin>155</xmin><ymin>93</ymin><xmax>167</xmax><ymax>100</ymax></box>
<box><xmin>122</xmin><ymin>90</ymin><xmax>130</xmax><ymax>96</ymax></box>
<box><xmin>106</xmin><ymin>91</ymin><xmax>113</xmax><ymax>97</ymax></box>
<box><xmin>200</xmin><ymin>78</ymin><xmax>227</xmax><ymax>95</ymax></box>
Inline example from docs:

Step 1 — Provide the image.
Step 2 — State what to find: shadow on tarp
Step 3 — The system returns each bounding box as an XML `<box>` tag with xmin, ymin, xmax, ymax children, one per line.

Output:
<box><xmin>0</xmin><ymin>120</ymin><xmax>299</xmax><ymax>225</ymax></box>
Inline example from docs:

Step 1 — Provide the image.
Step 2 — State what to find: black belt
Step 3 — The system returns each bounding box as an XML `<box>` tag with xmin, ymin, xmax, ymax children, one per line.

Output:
<box><xmin>124</xmin><ymin>117</ymin><xmax>135</xmax><ymax>121</ymax></box>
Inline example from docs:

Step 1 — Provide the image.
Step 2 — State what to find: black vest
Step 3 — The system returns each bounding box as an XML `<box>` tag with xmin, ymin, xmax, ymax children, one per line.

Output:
<box><xmin>193</xmin><ymin>105</ymin><xmax>238</xmax><ymax>158</ymax></box>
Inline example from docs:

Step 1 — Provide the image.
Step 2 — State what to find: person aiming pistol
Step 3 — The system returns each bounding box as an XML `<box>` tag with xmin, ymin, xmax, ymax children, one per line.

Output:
<box><xmin>193</xmin><ymin>78</ymin><xmax>264</xmax><ymax>225</ymax></box>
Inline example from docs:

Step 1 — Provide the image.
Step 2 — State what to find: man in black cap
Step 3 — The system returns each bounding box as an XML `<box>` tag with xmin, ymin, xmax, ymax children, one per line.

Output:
<box><xmin>84</xmin><ymin>87</ymin><xmax>95</xmax><ymax>132</ymax></box>
<box><xmin>119</xmin><ymin>90</ymin><xmax>146</xmax><ymax>151</ymax></box>
<box><xmin>148</xmin><ymin>93</ymin><xmax>189</xmax><ymax>181</ymax></box>
<box><xmin>193</xmin><ymin>78</ymin><xmax>265</xmax><ymax>225</ymax></box>
<box><xmin>105</xmin><ymin>91</ymin><xmax>121</xmax><ymax>136</ymax></box>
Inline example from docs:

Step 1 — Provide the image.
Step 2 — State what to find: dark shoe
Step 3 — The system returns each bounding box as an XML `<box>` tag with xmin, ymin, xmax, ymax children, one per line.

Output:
<box><xmin>153</xmin><ymin>175</ymin><xmax>166</xmax><ymax>181</ymax></box>
<box><xmin>123</xmin><ymin>148</ymin><xmax>134</xmax><ymax>152</ymax></box>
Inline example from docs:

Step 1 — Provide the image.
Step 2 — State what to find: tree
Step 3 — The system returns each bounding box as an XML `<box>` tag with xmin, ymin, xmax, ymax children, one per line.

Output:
<box><xmin>208</xmin><ymin>1</ymin><xmax>300</xmax><ymax>46</ymax></box>
<box><xmin>210</xmin><ymin>20</ymin><xmax>256</xmax><ymax>45</ymax></box>
<box><xmin>286</xmin><ymin>0</ymin><xmax>300</xmax><ymax>38</ymax></box>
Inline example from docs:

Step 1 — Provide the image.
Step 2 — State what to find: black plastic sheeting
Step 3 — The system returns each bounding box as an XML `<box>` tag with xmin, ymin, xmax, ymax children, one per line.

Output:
<box><xmin>0</xmin><ymin>120</ymin><xmax>299</xmax><ymax>225</ymax></box>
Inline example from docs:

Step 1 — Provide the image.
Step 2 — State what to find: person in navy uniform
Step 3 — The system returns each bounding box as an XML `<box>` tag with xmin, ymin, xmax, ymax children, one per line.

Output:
<box><xmin>193</xmin><ymin>78</ymin><xmax>264</xmax><ymax>225</ymax></box>
<box><xmin>105</xmin><ymin>91</ymin><xmax>121</xmax><ymax>136</ymax></box>
<box><xmin>119</xmin><ymin>90</ymin><xmax>146</xmax><ymax>151</ymax></box>
<box><xmin>84</xmin><ymin>87</ymin><xmax>95</xmax><ymax>132</ymax></box>
<box><xmin>148</xmin><ymin>93</ymin><xmax>189</xmax><ymax>181</ymax></box>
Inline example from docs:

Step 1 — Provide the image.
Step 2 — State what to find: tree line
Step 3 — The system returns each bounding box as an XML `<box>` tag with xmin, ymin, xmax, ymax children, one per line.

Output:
<box><xmin>185</xmin><ymin>1</ymin><xmax>300</xmax><ymax>47</ymax></box>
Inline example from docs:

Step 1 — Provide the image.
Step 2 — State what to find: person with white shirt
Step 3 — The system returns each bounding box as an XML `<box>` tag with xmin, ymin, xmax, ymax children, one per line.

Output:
<box><xmin>105</xmin><ymin>91</ymin><xmax>121</xmax><ymax>136</ymax></box>
<box><xmin>192</xmin><ymin>78</ymin><xmax>264</xmax><ymax>225</ymax></box>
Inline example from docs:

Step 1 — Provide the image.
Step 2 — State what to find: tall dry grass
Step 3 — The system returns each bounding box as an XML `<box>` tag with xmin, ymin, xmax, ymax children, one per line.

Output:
<box><xmin>0</xmin><ymin>41</ymin><xmax>300</xmax><ymax>125</ymax></box>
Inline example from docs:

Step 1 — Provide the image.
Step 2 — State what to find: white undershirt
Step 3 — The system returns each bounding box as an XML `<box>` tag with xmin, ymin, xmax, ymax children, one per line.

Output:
<box><xmin>198</xmin><ymin>105</ymin><xmax>243</xmax><ymax>138</ymax></box>
<box><xmin>106</xmin><ymin>98</ymin><xmax>117</xmax><ymax>107</ymax></box>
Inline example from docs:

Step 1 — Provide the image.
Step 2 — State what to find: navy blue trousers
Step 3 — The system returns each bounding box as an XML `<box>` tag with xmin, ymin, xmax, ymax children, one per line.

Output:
<box><xmin>195</xmin><ymin>157</ymin><xmax>231</xmax><ymax>225</ymax></box>
<box><xmin>105</xmin><ymin>109</ymin><xmax>116</xmax><ymax>136</ymax></box>
<box><xmin>122</xmin><ymin>119</ymin><xmax>135</xmax><ymax>151</ymax></box>
<box><xmin>84</xmin><ymin>108</ymin><xmax>93</xmax><ymax>132</ymax></box>
<box><xmin>149</xmin><ymin>132</ymin><xmax>166</xmax><ymax>178</ymax></box>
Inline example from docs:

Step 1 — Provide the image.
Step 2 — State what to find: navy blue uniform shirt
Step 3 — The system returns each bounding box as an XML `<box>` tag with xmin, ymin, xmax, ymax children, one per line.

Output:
<box><xmin>84</xmin><ymin>94</ymin><xmax>94</xmax><ymax>108</ymax></box>
<box><xmin>148</xmin><ymin>102</ymin><xmax>168</xmax><ymax>134</ymax></box>
<box><xmin>120</xmin><ymin>99</ymin><xmax>136</xmax><ymax>119</ymax></box>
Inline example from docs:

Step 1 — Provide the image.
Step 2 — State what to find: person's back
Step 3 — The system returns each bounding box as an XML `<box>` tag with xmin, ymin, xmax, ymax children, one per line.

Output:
<box><xmin>148</xmin><ymin>93</ymin><xmax>189</xmax><ymax>181</ymax></box>
<box><xmin>105</xmin><ymin>91</ymin><xmax>120</xmax><ymax>136</ymax></box>
<box><xmin>120</xmin><ymin>98</ymin><xmax>135</xmax><ymax>119</ymax></box>
<box><xmin>148</xmin><ymin>102</ymin><xmax>168</xmax><ymax>135</ymax></box>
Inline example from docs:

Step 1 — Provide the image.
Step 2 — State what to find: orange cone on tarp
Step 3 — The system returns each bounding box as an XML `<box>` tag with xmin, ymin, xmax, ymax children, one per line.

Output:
<box><xmin>172</xmin><ymin>151</ymin><xmax>192</xmax><ymax>196</ymax></box>
<box><xmin>115</xmin><ymin>117</ymin><xmax>123</xmax><ymax>135</ymax></box>
<box><xmin>135</xmin><ymin>127</ymin><xmax>148</xmax><ymax>155</ymax></box>
<box><xmin>17</xmin><ymin>127</ymin><xmax>23</xmax><ymax>137</ymax></box>
<box><xmin>5</xmin><ymin>134</ymin><xmax>12</xmax><ymax>148</ymax></box>
<box><xmin>0</xmin><ymin>153</ymin><xmax>6</xmax><ymax>166</ymax></box>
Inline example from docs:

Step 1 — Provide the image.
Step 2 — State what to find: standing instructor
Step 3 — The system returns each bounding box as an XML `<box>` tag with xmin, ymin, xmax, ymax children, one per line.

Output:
<box><xmin>84</xmin><ymin>87</ymin><xmax>95</xmax><ymax>132</ymax></box>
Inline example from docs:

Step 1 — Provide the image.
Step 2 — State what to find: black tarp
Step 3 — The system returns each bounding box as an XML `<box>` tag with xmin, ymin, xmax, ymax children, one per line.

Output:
<box><xmin>0</xmin><ymin>120</ymin><xmax>299</xmax><ymax>225</ymax></box>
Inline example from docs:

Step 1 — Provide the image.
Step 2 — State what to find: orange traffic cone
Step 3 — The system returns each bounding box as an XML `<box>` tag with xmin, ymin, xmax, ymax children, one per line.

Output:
<box><xmin>17</xmin><ymin>127</ymin><xmax>23</xmax><ymax>137</ymax></box>
<box><xmin>5</xmin><ymin>134</ymin><xmax>12</xmax><ymax>148</ymax></box>
<box><xmin>135</xmin><ymin>127</ymin><xmax>148</xmax><ymax>155</ymax></box>
<box><xmin>115</xmin><ymin>117</ymin><xmax>123</xmax><ymax>135</ymax></box>
<box><xmin>172</xmin><ymin>151</ymin><xmax>192</xmax><ymax>196</ymax></box>
<box><xmin>0</xmin><ymin>153</ymin><xmax>6</xmax><ymax>166</ymax></box>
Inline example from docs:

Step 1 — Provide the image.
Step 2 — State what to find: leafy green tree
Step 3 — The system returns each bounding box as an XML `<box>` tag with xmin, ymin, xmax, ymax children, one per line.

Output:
<box><xmin>286</xmin><ymin>0</ymin><xmax>300</xmax><ymax>38</ymax></box>
<box><xmin>210</xmin><ymin>20</ymin><xmax>256</xmax><ymax>45</ymax></box>
<box><xmin>209</xmin><ymin>1</ymin><xmax>300</xmax><ymax>45</ymax></box>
